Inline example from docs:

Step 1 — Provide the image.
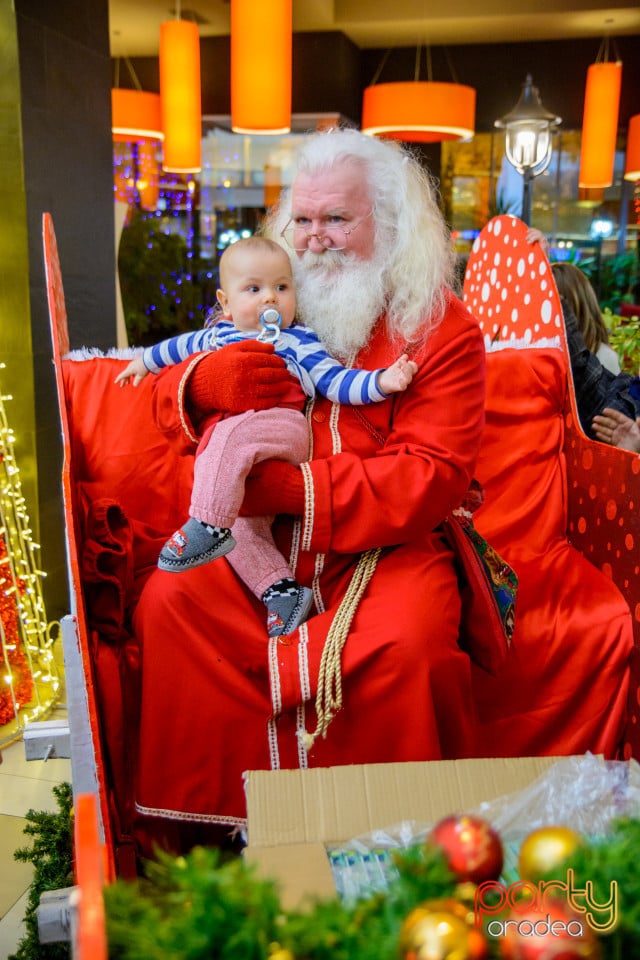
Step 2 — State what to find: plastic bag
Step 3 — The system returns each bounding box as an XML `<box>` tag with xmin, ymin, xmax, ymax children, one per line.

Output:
<box><xmin>325</xmin><ymin>754</ymin><xmax>640</xmax><ymax>902</ymax></box>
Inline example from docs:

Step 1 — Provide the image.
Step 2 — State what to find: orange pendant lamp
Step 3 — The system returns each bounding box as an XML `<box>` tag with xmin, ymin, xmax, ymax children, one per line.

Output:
<box><xmin>361</xmin><ymin>45</ymin><xmax>475</xmax><ymax>143</ymax></box>
<box><xmin>113</xmin><ymin>139</ymin><xmax>160</xmax><ymax>211</ymax></box>
<box><xmin>362</xmin><ymin>81</ymin><xmax>475</xmax><ymax>142</ymax></box>
<box><xmin>160</xmin><ymin>18</ymin><xmax>202</xmax><ymax>173</ymax></box>
<box><xmin>111</xmin><ymin>89</ymin><xmax>163</xmax><ymax>143</ymax></box>
<box><xmin>231</xmin><ymin>0</ymin><xmax>292</xmax><ymax>134</ymax></box>
<box><xmin>624</xmin><ymin>114</ymin><xmax>640</xmax><ymax>181</ymax></box>
<box><xmin>578</xmin><ymin>45</ymin><xmax>622</xmax><ymax>188</ymax></box>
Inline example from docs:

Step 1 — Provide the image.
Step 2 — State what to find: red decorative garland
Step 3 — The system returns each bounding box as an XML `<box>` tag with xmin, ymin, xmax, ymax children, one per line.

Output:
<box><xmin>0</xmin><ymin>532</ymin><xmax>34</xmax><ymax>727</ymax></box>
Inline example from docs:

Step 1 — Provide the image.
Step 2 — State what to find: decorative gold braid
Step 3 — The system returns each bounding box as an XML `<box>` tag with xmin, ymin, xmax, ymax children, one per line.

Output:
<box><xmin>300</xmin><ymin>546</ymin><xmax>382</xmax><ymax>752</ymax></box>
<box><xmin>299</xmin><ymin>351</ymin><xmax>380</xmax><ymax>752</ymax></box>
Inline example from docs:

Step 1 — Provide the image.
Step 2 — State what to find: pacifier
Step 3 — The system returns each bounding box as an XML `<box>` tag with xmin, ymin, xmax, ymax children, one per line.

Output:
<box><xmin>257</xmin><ymin>307</ymin><xmax>282</xmax><ymax>343</ymax></box>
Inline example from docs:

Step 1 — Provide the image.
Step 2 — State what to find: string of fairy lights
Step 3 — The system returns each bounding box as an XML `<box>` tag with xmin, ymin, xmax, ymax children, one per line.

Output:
<box><xmin>0</xmin><ymin>364</ymin><xmax>61</xmax><ymax>746</ymax></box>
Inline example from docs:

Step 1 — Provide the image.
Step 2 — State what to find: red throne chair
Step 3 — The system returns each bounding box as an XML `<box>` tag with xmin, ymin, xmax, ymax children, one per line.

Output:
<box><xmin>44</xmin><ymin>211</ymin><xmax>638</xmax><ymax>875</ymax></box>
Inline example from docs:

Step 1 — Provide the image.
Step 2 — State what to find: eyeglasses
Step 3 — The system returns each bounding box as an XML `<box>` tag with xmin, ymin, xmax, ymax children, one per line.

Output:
<box><xmin>280</xmin><ymin>210</ymin><xmax>373</xmax><ymax>252</ymax></box>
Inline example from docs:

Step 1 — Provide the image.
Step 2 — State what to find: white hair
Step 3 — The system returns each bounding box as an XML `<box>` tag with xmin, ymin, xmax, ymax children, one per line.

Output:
<box><xmin>266</xmin><ymin>127</ymin><xmax>456</xmax><ymax>345</ymax></box>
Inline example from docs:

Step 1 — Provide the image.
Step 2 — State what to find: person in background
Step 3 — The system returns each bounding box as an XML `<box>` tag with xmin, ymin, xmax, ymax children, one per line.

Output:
<box><xmin>527</xmin><ymin>228</ymin><xmax>638</xmax><ymax>438</ymax></box>
<box><xmin>551</xmin><ymin>261</ymin><xmax>620</xmax><ymax>375</ymax></box>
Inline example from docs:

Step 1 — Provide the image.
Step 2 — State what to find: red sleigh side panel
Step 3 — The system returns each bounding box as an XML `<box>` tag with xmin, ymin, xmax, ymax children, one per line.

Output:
<box><xmin>43</xmin><ymin>212</ymin><xmax>117</xmax><ymax>878</ymax></box>
<box><xmin>44</xmin><ymin>213</ymin><xmax>193</xmax><ymax>874</ymax></box>
<box><xmin>464</xmin><ymin>215</ymin><xmax>640</xmax><ymax>759</ymax></box>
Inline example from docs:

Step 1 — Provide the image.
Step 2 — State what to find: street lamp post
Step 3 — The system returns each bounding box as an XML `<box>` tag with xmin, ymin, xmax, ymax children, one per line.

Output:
<box><xmin>495</xmin><ymin>75</ymin><xmax>561</xmax><ymax>226</ymax></box>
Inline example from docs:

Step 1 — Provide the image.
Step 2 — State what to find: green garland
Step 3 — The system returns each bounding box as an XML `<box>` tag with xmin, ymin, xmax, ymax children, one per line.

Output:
<box><xmin>105</xmin><ymin>844</ymin><xmax>458</xmax><ymax>960</ymax></box>
<box><xmin>11</xmin><ymin>791</ymin><xmax>640</xmax><ymax>958</ymax></box>
<box><xmin>103</xmin><ymin>820</ymin><xmax>640</xmax><ymax>960</ymax></box>
<box><xmin>555</xmin><ymin>817</ymin><xmax>640</xmax><ymax>958</ymax></box>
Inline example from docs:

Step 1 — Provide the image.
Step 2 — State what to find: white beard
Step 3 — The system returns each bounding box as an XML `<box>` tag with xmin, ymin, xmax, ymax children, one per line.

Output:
<box><xmin>292</xmin><ymin>250</ymin><xmax>388</xmax><ymax>361</ymax></box>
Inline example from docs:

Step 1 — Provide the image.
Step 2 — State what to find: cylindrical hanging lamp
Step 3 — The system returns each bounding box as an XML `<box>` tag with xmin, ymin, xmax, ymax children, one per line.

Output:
<box><xmin>624</xmin><ymin>114</ymin><xmax>640</xmax><ymax>181</ymax></box>
<box><xmin>231</xmin><ymin>0</ymin><xmax>292</xmax><ymax>134</ymax></box>
<box><xmin>361</xmin><ymin>81</ymin><xmax>475</xmax><ymax>142</ymax></box>
<box><xmin>578</xmin><ymin>60</ymin><xmax>622</xmax><ymax>188</ymax></box>
<box><xmin>113</xmin><ymin>140</ymin><xmax>160</xmax><ymax>211</ymax></box>
<box><xmin>111</xmin><ymin>89</ymin><xmax>163</xmax><ymax>143</ymax></box>
<box><xmin>160</xmin><ymin>19</ymin><xmax>202</xmax><ymax>173</ymax></box>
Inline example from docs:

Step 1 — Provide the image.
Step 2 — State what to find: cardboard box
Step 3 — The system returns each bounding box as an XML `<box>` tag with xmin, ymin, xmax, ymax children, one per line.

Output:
<box><xmin>243</xmin><ymin>756</ymin><xmax>561</xmax><ymax>908</ymax></box>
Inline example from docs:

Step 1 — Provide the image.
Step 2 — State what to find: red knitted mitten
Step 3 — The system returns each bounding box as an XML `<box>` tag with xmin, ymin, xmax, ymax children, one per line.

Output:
<box><xmin>241</xmin><ymin>460</ymin><xmax>305</xmax><ymax>516</ymax></box>
<box><xmin>187</xmin><ymin>341</ymin><xmax>301</xmax><ymax>417</ymax></box>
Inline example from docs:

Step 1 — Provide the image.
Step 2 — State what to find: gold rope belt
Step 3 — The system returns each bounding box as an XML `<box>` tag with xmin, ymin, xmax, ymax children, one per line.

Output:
<box><xmin>301</xmin><ymin>546</ymin><xmax>382</xmax><ymax>752</ymax></box>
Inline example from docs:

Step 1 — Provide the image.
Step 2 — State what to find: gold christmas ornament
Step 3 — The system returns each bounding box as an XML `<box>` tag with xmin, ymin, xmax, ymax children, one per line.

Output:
<box><xmin>453</xmin><ymin>882</ymin><xmax>479</xmax><ymax>919</ymax></box>
<box><xmin>400</xmin><ymin>899</ymin><xmax>485</xmax><ymax>960</ymax></box>
<box><xmin>400</xmin><ymin>909</ymin><xmax>470</xmax><ymax>959</ymax></box>
<box><xmin>518</xmin><ymin>825</ymin><xmax>583</xmax><ymax>881</ymax></box>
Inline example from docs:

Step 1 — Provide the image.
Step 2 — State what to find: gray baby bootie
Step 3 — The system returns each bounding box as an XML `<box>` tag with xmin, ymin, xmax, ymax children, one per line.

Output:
<box><xmin>158</xmin><ymin>518</ymin><xmax>236</xmax><ymax>572</ymax></box>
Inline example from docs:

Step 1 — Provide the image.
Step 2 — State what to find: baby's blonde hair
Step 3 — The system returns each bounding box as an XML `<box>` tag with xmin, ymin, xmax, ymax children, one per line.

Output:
<box><xmin>219</xmin><ymin>236</ymin><xmax>291</xmax><ymax>288</ymax></box>
<box><xmin>205</xmin><ymin>236</ymin><xmax>293</xmax><ymax>329</ymax></box>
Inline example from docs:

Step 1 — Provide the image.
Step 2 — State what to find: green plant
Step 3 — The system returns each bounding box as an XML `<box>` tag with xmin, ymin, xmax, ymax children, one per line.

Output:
<box><xmin>578</xmin><ymin>251</ymin><xmax>639</xmax><ymax>315</ymax></box>
<box><xmin>604</xmin><ymin>310</ymin><xmax>640</xmax><ymax>374</ymax></box>
<box><xmin>9</xmin><ymin>782</ymin><xmax>73</xmax><ymax>960</ymax></box>
<box><xmin>117</xmin><ymin>208</ymin><xmax>215</xmax><ymax>346</ymax></box>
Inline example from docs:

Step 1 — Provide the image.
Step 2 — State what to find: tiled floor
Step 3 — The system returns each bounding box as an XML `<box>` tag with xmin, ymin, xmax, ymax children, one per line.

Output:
<box><xmin>0</xmin><ymin>709</ymin><xmax>71</xmax><ymax>960</ymax></box>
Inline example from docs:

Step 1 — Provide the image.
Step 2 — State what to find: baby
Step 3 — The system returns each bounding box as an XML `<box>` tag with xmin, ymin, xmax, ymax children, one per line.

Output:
<box><xmin>116</xmin><ymin>236</ymin><xmax>417</xmax><ymax>637</ymax></box>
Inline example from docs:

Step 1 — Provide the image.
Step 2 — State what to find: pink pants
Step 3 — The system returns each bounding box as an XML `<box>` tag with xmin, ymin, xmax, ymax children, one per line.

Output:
<box><xmin>190</xmin><ymin>407</ymin><xmax>309</xmax><ymax>599</ymax></box>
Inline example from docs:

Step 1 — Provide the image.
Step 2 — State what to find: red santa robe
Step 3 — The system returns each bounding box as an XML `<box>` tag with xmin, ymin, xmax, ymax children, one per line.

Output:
<box><xmin>133</xmin><ymin>291</ymin><xmax>487</xmax><ymax>832</ymax></box>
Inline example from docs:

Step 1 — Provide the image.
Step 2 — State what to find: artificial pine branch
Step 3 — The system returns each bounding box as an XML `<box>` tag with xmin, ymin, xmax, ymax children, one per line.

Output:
<box><xmin>8</xmin><ymin>781</ymin><xmax>73</xmax><ymax>960</ymax></box>
<box><xmin>105</xmin><ymin>846</ymin><xmax>282</xmax><ymax>960</ymax></box>
<box><xmin>558</xmin><ymin>816</ymin><xmax>640</xmax><ymax>959</ymax></box>
<box><xmin>103</xmin><ymin>838</ymin><xmax>458</xmax><ymax>960</ymax></box>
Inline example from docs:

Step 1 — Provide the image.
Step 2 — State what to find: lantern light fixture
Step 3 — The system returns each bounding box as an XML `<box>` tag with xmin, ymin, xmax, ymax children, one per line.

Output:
<box><xmin>495</xmin><ymin>74</ymin><xmax>561</xmax><ymax>226</ymax></box>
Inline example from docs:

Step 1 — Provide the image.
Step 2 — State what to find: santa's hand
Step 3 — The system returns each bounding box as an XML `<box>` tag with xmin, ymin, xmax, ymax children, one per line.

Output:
<box><xmin>240</xmin><ymin>460</ymin><xmax>305</xmax><ymax>516</ymax></box>
<box><xmin>378</xmin><ymin>354</ymin><xmax>419</xmax><ymax>395</ymax></box>
<box><xmin>114</xmin><ymin>357</ymin><xmax>148</xmax><ymax>387</ymax></box>
<box><xmin>186</xmin><ymin>340</ymin><xmax>300</xmax><ymax>416</ymax></box>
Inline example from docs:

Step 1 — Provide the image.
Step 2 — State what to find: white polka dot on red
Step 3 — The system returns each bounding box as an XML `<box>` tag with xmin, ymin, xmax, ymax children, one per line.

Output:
<box><xmin>463</xmin><ymin>215</ymin><xmax>564</xmax><ymax>350</ymax></box>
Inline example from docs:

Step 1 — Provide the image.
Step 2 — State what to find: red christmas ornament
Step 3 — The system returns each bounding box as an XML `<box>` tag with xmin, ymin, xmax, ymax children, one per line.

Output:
<box><xmin>499</xmin><ymin>899</ymin><xmax>601</xmax><ymax>959</ymax></box>
<box><xmin>428</xmin><ymin>814</ymin><xmax>504</xmax><ymax>884</ymax></box>
<box><xmin>467</xmin><ymin>926</ymin><xmax>490</xmax><ymax>960</ymax></box>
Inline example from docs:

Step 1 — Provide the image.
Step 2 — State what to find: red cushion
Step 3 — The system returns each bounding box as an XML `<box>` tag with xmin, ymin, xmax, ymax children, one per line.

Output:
<box><xmin>475</xmin><ymin>347</ymin><xmax>567</xmax><ymax>553</ymax></box>
<box><xmin>63</xmin><ymin>357</ymin><xmax>192</xmax><ymax>535</ymax></box>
